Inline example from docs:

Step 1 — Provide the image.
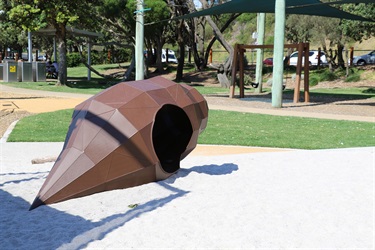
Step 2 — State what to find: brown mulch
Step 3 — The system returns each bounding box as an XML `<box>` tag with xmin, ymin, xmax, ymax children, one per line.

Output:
<box><xmin>1</xmin><ymin>92</ymin><xmax>33</xmax><ymax>138</ymax></box>
<box><xmin>0</xmin><ymin>110</ymin><xmax>32</xmax><ymax>138</ymax></box>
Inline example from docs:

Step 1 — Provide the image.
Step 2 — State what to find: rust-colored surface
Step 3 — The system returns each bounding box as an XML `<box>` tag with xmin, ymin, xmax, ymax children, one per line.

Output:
<box><xmin>30</xmin><ymin>76</ymin><xmax>208</xmax><ymax>210</ymax></box>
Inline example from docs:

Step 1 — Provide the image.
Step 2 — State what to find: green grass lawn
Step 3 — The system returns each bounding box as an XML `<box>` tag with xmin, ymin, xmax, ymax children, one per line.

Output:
<box><xmin>3</xmin><ymin>63</ymin><xmax>374</xmax><ymax>149</ymax></box>
<box><xmin>199</xmin><ymin>110</ymin><xmax>374</xmax><ymax>149</ymax></box>
<box><xmin>1</xmin><ymin>62</ymin><xmax>374</xmax><ymax>97</ymax></box>
<box><xmin>7</xmin><ymin>109</ymin><xmax>374</xmax><ymax>149</ymax></box>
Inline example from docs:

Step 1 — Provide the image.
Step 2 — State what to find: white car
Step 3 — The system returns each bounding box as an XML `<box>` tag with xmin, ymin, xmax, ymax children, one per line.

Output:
<box><xmin>144</xmin><ymin>49</ymin><xmax>178</xmax><ymax>64</ymax></box>
<box><xmin>38</xmin><ymin>55</ymin><xmax>47</xmax><ymax>61</ymax></box>
<box><xmin>161</xmin><ymin>49</ymin><xmax>178</xmax><ymax>64</ymax></box>
<box><xmin>288</xmin><ymin>50</ymin><xmax>327</xmax><ymax>66</ymax></box>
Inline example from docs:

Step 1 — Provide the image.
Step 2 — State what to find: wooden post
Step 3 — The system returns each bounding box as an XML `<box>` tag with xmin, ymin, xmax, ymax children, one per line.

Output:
<box><xmin>304</xmin><ymin>43</ymin><xmax>310</xmax><ymax>102</ymax></box>
<box><xmin>108</xmin><ymin>49</ymin><xmax>111</xmax><ymax>63</ymax></box>
<box><xmin>188</xmin><ymin>48</ymin><xmax>191</xmax><ymax>63</ymax></box>
<box><xmin>350</xmin><ymin>47</ymin><xmax>354</xmax><ymax>66</ymax></box>
<box><xmin>209</xmin><ymin>49</ymin><xmax>213</xmax><ymax>64</ymax></box>
<box><xmin>293</xmin><ymin>42</ymin><xmax>304</xmax><ymax>103</ymax></box>
<box><xmin>230</xmin><ymin>44</ymin><xmax>239</xmax><ymax>98</ymax></box>
<box><xmin>317</xmin><ymin>47</ymin><xmax>321</xmax><ymax>67</ymax></box>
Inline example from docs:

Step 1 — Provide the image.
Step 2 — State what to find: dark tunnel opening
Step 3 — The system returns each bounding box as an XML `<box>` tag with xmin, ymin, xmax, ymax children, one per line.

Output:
<box><xmin>152</xmin><ymin>104</ymin><xmax>193</xmax><ymax>173</ymax></box>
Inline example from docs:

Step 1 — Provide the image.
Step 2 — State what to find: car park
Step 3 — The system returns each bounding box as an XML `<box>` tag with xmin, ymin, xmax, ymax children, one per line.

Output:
<box><xmin>288</xmin><ymin>50</ymin><xmax>327</xmax><ymax>66</ymax></box>
<box><xmin>352</xmin><ymin>50</ymin><xmax>375</xmax><ymax>65</ymax></box>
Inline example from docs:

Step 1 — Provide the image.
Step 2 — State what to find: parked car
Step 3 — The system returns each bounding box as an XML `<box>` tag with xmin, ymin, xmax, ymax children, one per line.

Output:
<box><xmin>263</xmin><ymin>57</ymin><xmax>273</xmax><ymax>66</ymax></box>
<box><xmin>161</xmin><ymin>49</ymin><xmax>177</xmax><ymax>64</ymax></box>
<box><xmin>288</xmin><ymin>50</ymin><xmax>327</xmax><ymax>66</ymax></box>
<box><xmin>144</xmin><ymin>49</ymin><xmax>178</xmax><ymax>64</ymax></box>
<box><xmin>352</xmin><ymin>50</ymin><xmax>375</xmax><ymax>65</ymax></box>
<box><xmin>38</xmin><ymin>55</ymin><xmax>47</xmax><ymax>61</ymax></box>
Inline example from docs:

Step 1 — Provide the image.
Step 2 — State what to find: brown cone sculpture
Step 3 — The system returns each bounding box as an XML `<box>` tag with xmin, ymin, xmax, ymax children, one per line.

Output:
<box><xmin>30</xmin><ymin>76</ymin><xmax>208</xmax><ymax>210</ymax></box>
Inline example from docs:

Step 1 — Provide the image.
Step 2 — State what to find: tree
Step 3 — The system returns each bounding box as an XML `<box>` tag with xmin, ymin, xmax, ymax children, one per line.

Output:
<box><xmin>0</xmin><ymin>1</ymin><xmax>27</xmax><ymax>59</ymax></box>
<box><xmin>128</xmin><ymin>0</ymin><xmax>173</xmax><ymax>74</ymax></box>
<box><xmin>8</xmin><ymin>0</ymin><xmax>101</xmax><ymax>85</ymax></box>
<box><xmin>98</xmin><ymin>0</ymin><xmax>173</xmax><ymax>77</ymax></box>
<box><xmin>286</xmin><ymin>15</ymin><xmax>344</xmax><ymax>70</ymax></box>
<box><xmin>199</xmin><ymin>0</ymin><xmax>241</xmax><ymax>87</ymax></box>
<box><xmin>171</xmin><ymin>0</ymin><xmax>194</xmax><ymax>81</ymax></box>
<box><xmin>327</xmin><ymin>2</ymin><xmax>375</xmax><ymax>68</ymax></box>
<box><xmin>165</xmin><ymin>0</ymin><xmax>238</xmax><ymax>82</ymax></box>
<box><xmin>285</xmin><ymin>15</ymin><xmax>315</xmax><ymax>43</ymax></box>
<box><xmin>340</xmin><ymin>3</ymin><xmax>375</xmax><ymax>42</ymax></box>
<box><xmin>285</xmin><ymin>2</ymin><xmax>375</xmax><ymax>70</ymax></box>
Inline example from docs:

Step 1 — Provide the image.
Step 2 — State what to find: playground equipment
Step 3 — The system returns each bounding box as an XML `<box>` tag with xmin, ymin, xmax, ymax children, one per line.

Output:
<box><xmin>30</xmin><ymin>76</ymin><xmax>208</xmax><ymax>210</ymax></box>
<box><xmin>231</xmin><ymin>42</ymin><xmax>310</xmax><ymax>103</ymax></box>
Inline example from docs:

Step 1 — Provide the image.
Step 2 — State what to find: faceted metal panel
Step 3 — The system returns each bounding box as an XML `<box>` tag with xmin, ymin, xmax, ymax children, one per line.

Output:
<box><xmin>30</xmin><ymin>76</ymin><xmax>208</xmax><ymax>210</ymax></box>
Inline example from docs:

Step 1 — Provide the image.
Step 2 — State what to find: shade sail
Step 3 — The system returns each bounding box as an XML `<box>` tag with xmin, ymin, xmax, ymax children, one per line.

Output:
<box><xmin>178</xmin><ymin>0</ymin><xmax>373</xmax><ymax>22</ymax></box>
<box><xmin>288</xmin><ymin>2</ymin><xmax>373</xmax><ymax>19</ymax></box>
<box><xmin>329</xmin><ymin>0</ymin><xmax>374</xmax><ymax>4</ymax></box>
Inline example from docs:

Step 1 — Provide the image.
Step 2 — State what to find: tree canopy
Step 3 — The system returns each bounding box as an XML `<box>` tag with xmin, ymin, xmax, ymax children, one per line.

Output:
<box><xmin>285</xmin><ymin>2</ymin><xmax>374</xmax><ymax>68</ymax></box>
<box><xmin>1</xmin><ymin>0</ymin><xmax>374</xmax><ymax>83</ymax></box>
<box><xmin>6</xmin><ymin>0</ymin><xmax>101</xmax><ymax>85</ymax></box>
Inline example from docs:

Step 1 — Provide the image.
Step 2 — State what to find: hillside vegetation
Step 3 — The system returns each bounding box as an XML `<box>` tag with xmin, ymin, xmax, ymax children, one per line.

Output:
<box><xmin>207</xmin><ymin>13</ymin><xmax>373</xmax><ymax>60</ymax></box>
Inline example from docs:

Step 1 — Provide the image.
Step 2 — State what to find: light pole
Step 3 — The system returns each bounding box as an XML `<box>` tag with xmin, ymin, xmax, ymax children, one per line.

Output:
<box><xmin>272</xmin><ymin>0</ymin><xmax>286</xmax><ymax>108</ymax></box>
<box><xmin>28</xmin><ymin>31</ymin><xmax>33</xmax><ymax>62</ymax></box>
<box><xmin>255</xmin><ymin>13</ymin><xmax>265</xmax><ymax>93</ymax></box>
<box><xmin>135</xmin><ymin>0</ymin><xmax>145</xmax><ymax>80</ymax></box>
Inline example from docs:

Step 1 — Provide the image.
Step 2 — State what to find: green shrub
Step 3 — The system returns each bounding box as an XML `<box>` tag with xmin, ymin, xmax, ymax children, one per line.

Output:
<box><xmin>114</xmin><ymin>48</ymin><xmax>132</xmax><ymax>63</ymax></box>
<box><xmin>345</xmin><ymin>72</ymin><xmax>361</xmax><ymax>82</ymax></box>
<box><xmin>344</xmin><ymin>68</ymin><xmax>362</xmax><ymax>82</ymax></box>
<box><xmin>67</xmin><ymin>51</ymin><xmax>116</xmax><ymax>67</ymax></box>
<box><xmin>67</xmin><ymin>52</ymin><xmax>82</xmax><ymax>67</ymax></box>
<box><xmin>90</xmin><ymin>51</ymin><xmax>107</xmax><ymax>65</ymax></box>
<box><xmin>319</xmin><ymin>69</ymin><xmax>337</xmax><ymax>81</ymax></box>
<box><xmin>363</xmin><ymin>88</ymin><xmax>375</xmax><ymax>94</ymax></box>
<box><xmin>309</xmin><ymin>76</ymin><xmax>319</xmax><ymax>87</ymax></box>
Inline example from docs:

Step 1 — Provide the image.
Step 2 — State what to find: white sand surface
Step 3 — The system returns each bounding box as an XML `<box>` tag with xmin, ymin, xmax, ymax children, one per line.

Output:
<box><xmin>1</xmin><ymin>143</ymin><xmax>374</xmax><ymax>249</ymax></box>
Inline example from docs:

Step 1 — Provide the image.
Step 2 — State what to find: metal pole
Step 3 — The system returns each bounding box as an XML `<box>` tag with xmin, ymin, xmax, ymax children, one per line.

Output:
<box><xmin>255</xmin><ymin>13</ymin><xmax>265</xmax><ymax>93</ymax></box>
<box><xmin>272</xmin><ymin>0</ymin><xmax>285</xmax><ymax>108</ymax></box>
<box><xmin>87</xmin><ymin>39</ymin><xmax>91</xmax><ymax>81</ymax></box>
<box><xmin>135</xmin><ymin>0</ymin><xmax>144</xmax><ymax>81</ymax></box>
<box><xmin>53</xmin><ymin>37</ymin><xmax>57</xmax><ymax>62</ymax></box>
<box><xmin>28</xmin><ymin>31</ymin><xmax>32</xmax><ymax>62</ymax></box>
